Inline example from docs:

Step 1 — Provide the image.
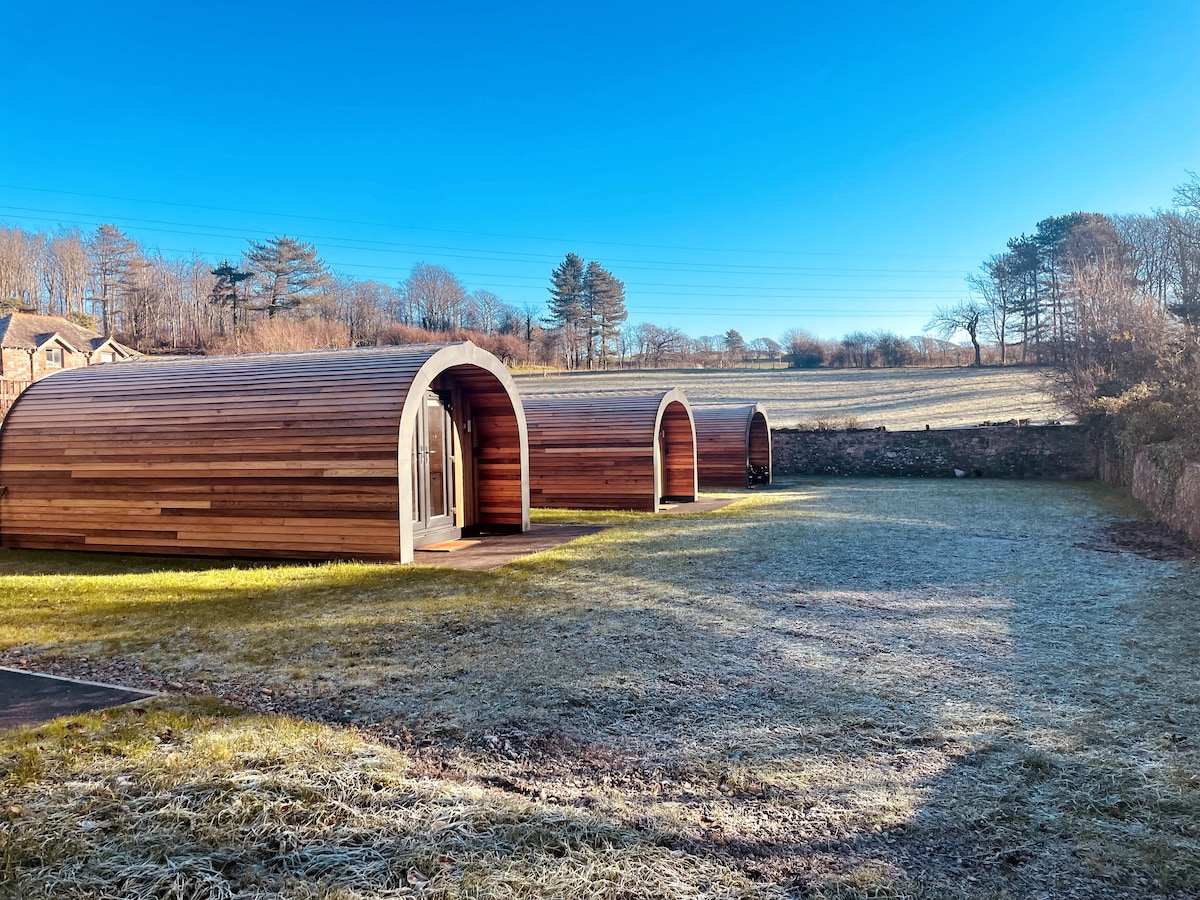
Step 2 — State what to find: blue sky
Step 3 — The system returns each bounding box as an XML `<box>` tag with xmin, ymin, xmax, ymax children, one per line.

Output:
<box><xmin>3</xmin><ymin>1</ymin><xmax>1197</xmax><ymax>341</ymax></box>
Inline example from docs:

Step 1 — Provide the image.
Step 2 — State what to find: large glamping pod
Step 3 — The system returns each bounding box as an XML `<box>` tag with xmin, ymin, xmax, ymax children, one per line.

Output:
<box><xmin>523</xmin><ymin>388</ymin><xmax>697</xmax><ymax>511</ymax></box>
<box><xmin>692</xmin><ymin>402</ymin><xmax>773</xmax><ymax>489</ymax></box>
<box><xmin>0</xmin><ymin>343</ymin><xmax>528</xmax><ymax>563</ymax></box>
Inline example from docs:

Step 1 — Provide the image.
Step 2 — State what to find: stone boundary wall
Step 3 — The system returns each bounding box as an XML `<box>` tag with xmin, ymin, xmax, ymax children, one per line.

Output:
<box><xmin>1098</xmin><ymin>436</ymin><xmax>1200</xmax><ymax>547</ymax></box>
<box><xmin>773</xmin><ymin>425</ymin><xmax>1097</xmax><ymax>479</ymax></box>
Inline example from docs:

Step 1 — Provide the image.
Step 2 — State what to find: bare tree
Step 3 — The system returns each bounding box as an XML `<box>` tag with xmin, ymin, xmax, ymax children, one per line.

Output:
<box><xmin>781</xmin><ymin>328</ymin><xmax>825</xmax><ymax>368</ymax></box>
<box><xmin>0</xmin><ymin>226</ymin><xmax>42</xmax><ymax>311</ymax></box>
<box><xmin>1115</xmin><ymin>213</ymin><xmax>1175</xmax><ymax>310</ymax></box>
<box><xmin>328</xmin><ymin>277</ymin><xmax>390</xmax><ymax>345</ymax></box>
<box><xmin>183</xmin><ymin>256</ymin><xmax>218</xmax><ymax>348</ymax></box>
<box><xmin>1046</xmin><ymin>251</ymin><xmax>1170</xmax><ymax>413</ymax></box>
<box><xmin>465</xmin><ymin>289</ymin><xmax>507</xmax><ymax>334</ymax></box>
<box><xmin>403</xmin><ymin>263</ymin><xmax>467</xmax><ymax>332</ymax></box>
<box><xmin>1165</xmin><ymin>173</ymin><xmax>1200</xmax><ymax>325</ymax></box>
<box><xmin>968</xmin><ymin>253</ymin><xmax>1020</xmax><ymax>364</ymax></box>
<box><xmin>45</xmin><ymin>229</ymin><xmax>90</xmax><ymax>320</ymax></box>
<box><xmin>927</xmin><ymin>300</ymin><xmax>984</xmax><ymax>367</ymax></box>
<box><xmin>838</xmin><ymin>331</ymin><xmax>875</xmax><ymax>368</ymax></box>
<box><xmin>873</xmin><ymin>330</ymin><xmax>913</xmax><ymax>367</ymax></box>
<box><xmin>634</xmin><ymin>322</ymin><xmax>684</xmax><ymax>368</ymax></box>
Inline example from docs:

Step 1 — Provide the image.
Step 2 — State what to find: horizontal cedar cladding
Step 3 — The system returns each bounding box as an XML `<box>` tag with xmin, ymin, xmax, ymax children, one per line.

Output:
<box><xmin>522</xmin><ymin>388</ymin><xmax>696</xmax><ymax>511</ymax></box>
<box><xmin>0</xmin><ymin>345</ymin><xmax>450</xmax><ymax>561</ymax></box>
<box><xmin>692</xmin><ymin>402</ymin><xmax>773</xmax><ymax>489</ymax></box>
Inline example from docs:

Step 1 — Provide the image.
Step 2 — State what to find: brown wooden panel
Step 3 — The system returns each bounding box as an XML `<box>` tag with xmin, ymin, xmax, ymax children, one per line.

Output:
<box><xmin>693</xmin><ymin>403</ymin><xmax>772</xmax><ymax>489</ymax></box>
<box><xmin>523</xmin><ymin>388</ymin><xmax>696</xmax><ymax>511</ymax></box>
<box><xmin>0</xmin><ymin>343</ymin><xmax>528</xmax><ymax>562</ymax></box>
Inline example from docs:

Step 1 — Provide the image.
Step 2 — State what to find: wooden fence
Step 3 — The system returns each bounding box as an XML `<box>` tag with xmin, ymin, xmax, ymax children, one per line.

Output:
<box><xmin>0</xmin><ymin>380</ymin><xmax>31</xmax><ymax>419</ymax></box>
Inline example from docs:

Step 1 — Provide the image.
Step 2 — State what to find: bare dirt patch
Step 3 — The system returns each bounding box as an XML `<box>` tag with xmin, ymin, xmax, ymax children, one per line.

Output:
<box><xmin>1095</xmin><ymin>520</ymin><xmax>1200</xmax><ymax>562</ymax></box>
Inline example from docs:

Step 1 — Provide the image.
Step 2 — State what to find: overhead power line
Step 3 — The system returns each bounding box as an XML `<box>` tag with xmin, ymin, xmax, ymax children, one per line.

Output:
<box><xmin>0</xmin><ymin>205</ymin><xmax>969</xmax><ymax>280</ymax></box>
<box><xmin>0</xmin><ymin>183</ymin><xmax>983</xmax><ymax>262</ymax></box>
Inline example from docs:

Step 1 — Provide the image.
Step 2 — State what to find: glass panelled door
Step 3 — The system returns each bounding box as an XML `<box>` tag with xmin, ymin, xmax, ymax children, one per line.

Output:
<box><xmin>412</xmin><ymin>390</ymin><xmax>457</xmax><ymax>542</ymax></box>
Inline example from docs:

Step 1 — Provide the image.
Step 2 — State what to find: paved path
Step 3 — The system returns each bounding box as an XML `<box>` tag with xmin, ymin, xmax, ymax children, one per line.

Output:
<box><xmin>414</xmin><ymin>523</ymin><xmax>606</xmax><ymax>570</ymax></box>
<box><xmin>1</xmin><ymin>667</ymin><xmax>154</xmax><ymax>731</ymax></box>
<box><xmin>658</xmin><ymin>496</ymin><xmax>743</xmax><ymax>514</ymax></box>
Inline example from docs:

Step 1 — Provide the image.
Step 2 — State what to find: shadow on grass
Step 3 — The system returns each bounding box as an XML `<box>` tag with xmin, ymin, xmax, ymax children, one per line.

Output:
<box><xmin>640</xmin><ymin>728</ymin><xmax>1199</xmax><ymax>898</ymax></box>
<box><xmin>2</xmin><ymin>478</ymin><xmax>1196</xmax><ymax>897</ymax></box>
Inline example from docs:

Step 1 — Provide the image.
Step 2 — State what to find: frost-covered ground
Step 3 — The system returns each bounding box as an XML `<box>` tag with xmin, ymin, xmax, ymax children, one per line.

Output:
<box><xmin>514</xmin><ymin>366</ymin><xmax>1067</xmax><ymax>430</ymax></box>
<box><xmin>1</xmin><ymin>479</ymin><xmax>1196</xmax><ymax>898</ymax></box>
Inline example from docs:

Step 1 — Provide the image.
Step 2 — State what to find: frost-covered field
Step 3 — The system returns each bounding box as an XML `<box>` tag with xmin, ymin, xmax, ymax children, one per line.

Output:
<box><xmin>514</xmin><ymin>366</ymin><xmax>1067</xmax><ymax>430</ymax></box>
<box><xmin>1</xmin><ymin>479</ymin><xmax>1196</xmax><ymax>898</ymax></box>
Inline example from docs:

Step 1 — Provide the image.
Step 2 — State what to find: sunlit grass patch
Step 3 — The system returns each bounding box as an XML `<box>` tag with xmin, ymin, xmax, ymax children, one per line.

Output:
<box><xmin>1</xmin><ymin>699</ymin><xmax>775</xmax><ymax>898</ymax></box>
<box><xmin>0</xmin><ymin>558</ymin><xmax>542</xmax><ymax>666</ymax></box>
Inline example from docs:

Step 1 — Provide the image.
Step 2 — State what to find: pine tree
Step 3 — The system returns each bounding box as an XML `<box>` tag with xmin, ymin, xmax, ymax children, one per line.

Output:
<box><xmin>723</xmin><ymin>329</ymin><xmax>747</xmax><ymax>364</ymax></box>
<box><xmin>547</xmin><ymin>253</ymin><xmax>586</xmax><ymax>368</ymax></box>
<box><xmin>87</xmin><ymin>224</ymin><xmax>139</xmax><ymax>335</ymax></box>
<box><xmin>582</xmin><ymin>261</ymin><xmax>627</xmax><ymax>369</ymax></box>
<box><xmin>210</xmin><ymin>260</ymin><xmax>254</xmax><ymax>331</ymax></box>
<box><xmin>245</xmin><ymin>236</ymin><xmax>329</xmax><ymax>318</ymax></box>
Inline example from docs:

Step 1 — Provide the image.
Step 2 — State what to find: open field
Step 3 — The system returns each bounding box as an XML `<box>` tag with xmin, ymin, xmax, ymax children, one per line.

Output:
<box><xmin>1</xmin><ymin>480</ymin><xmax>1197</xmax><ymax>898</ymax></box>
<box><xmin>513</xmin><ymin>367</ymin><xmax>1067</xmax><ymax>430</ymax></box>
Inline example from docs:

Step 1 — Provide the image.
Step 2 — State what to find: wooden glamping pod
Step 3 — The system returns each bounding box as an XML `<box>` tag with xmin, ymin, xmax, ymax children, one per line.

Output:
<box><xmin>523</xmin><ymin>388</ymin><xmax>697</xmax><ymax>512</ymax></box>
<box><xmin>692</xmin><ymin>402</ymin><xmax>773</xmax><ymax>489</ymax></box>
<box><xmin>0</xmin><ymin>343</ymin><xmax>528</xmax><ymax>563</ymax></box>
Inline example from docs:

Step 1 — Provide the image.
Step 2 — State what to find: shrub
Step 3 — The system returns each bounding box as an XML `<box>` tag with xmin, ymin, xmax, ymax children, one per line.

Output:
<box><xmin>1091</xmin><ymin>381</ymin><xmax>1200</xmax><ymax>456</ymax></box>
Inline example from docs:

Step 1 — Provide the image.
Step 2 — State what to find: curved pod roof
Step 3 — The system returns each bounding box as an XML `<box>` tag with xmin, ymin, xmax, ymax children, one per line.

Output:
<box><xmin>0</xmin><ymin>342</ymin><xmax>528</xmax><ymax>563</ymax></box>
<box><xmin>522</xmin><ymin>388</ymin><xmax>697</xmax><ymax>512</ymax></box>
<box><xmin>693</xmin><ymin>403</ymin><xmax>772</xmax><ymax>489</ymax></box>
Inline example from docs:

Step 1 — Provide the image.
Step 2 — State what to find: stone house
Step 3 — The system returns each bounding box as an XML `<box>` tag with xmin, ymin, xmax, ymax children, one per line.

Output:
<box><xmin>0</xmin><ymin>312</ymin><xmax>135</xmax><ymax>414</ymax></box>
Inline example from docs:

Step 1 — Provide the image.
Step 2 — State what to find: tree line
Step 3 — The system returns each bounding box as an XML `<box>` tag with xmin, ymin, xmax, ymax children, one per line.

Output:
<box><xmin>927</xmin><ymin>177</ymin><xmax>1200</xmax><ymax>382</ymax></box>
<box><xmin>0</xmin><ymin>227</ymin><xmax>976</xmax><ymax>369</ymax></box>
<box><xmin>9</xmin><ymin>200</ymin><xmax>1194</xmax><ymax>380</ymax></box>
<box><xmin>923</xmin><ymin>172</ymin><xmax>1199</xmax><ymax>462</ymax></box>
<box><xmin>0</xmin><ymin>225</ymin><xmax>547</xmax><ymax>360</ymax></box>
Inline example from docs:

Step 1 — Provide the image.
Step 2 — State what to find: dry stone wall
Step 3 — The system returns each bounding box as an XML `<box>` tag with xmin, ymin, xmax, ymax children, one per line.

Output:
<box><xmin>773</xmin><ymin>425</ymin><xmax>1096</xmax><ymax>479</ymax></box>
<box><xmin>1096</xmin><ymin>433</ymin><xmax>1200</xmax><ymax>547</ymax></box>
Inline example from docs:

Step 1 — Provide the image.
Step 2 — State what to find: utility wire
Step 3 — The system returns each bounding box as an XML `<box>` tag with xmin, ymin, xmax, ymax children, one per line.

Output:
<box><xmin>0</xmin><ymin>184</ymin><xmax>984</xmax><ymax>262</ymax></box>
<box><xmin>0</xmin><ymin>205</ymin><xmax>969</xmax><ymax>279</ymax></box>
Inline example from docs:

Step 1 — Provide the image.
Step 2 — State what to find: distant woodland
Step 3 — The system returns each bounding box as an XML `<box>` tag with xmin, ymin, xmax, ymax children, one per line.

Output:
<box><xmin>0</xmin><ymin>223</ymin><xmax>945</xmax><ymax>369</ymax></box>
<box><xmin>0</xmin><ymin>174</ymin><xmax>1196</xmax><ymax>380</ymax></box>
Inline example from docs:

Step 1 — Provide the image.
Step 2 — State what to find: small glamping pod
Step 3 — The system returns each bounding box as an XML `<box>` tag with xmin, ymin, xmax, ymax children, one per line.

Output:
<box><xmin>0</xmin><ymin>343</ymin><xmax>528</xmax><ymax>563</ymax></box>
<box><xmin>692</xmin><ymin>403</ymin><xmax>773</xmax><ymax>489</ymax></box>
<box><xmin>522</xmin><ymin>388</ymin><xmax>697</xmax><ymax>511</ymax></box>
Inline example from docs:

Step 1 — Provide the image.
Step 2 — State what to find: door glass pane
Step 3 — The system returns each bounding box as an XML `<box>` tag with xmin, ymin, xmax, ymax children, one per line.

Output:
<box><xmin>412</xmin><ymin>429</ymin><xmax>421</xmax><ymax>522</ymax></box>
<box><xmin>427</xmin><ymin>398</ymin><xmax>447</xmax><ymax>519</ymax></box>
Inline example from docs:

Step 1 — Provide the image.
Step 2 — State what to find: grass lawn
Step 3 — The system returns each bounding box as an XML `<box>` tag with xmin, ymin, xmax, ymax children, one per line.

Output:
<box><xmin>513</xmin><ymin>366</ymin><xmax>1066</xmax><ymax>430</ymax></box>
<box><xmin>1</xmin><ymin>479</ymin><xmax>1197</xmax><ymax>898</ymax></box>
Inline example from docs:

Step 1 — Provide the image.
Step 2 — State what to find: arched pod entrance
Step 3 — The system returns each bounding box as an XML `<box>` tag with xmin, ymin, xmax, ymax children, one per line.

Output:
<box><xmin>0</xmin><ymin>343</ymin><xmax>528</xmax><ymax>563</ymax></box>
<box><xmin>692</xmin><ymin>403</ymin><xmax>773</xmax><ymax>489</ymax></box>
<box><xmin>523</xmin><ymin>388</ymin><xmax>697</xmax><ymax>511</ymax></box>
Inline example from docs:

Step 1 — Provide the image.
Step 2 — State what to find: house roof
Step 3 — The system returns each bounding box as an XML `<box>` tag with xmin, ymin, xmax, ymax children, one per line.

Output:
<box><xmin>34</xmin><ymin>332</ymin><xmax>82</xmax><ymax>354</ymax></box>
<box><xmin>0</xmin><ymin>313</ymin><xmax>135</xmax><ymax>356</ymax></box>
